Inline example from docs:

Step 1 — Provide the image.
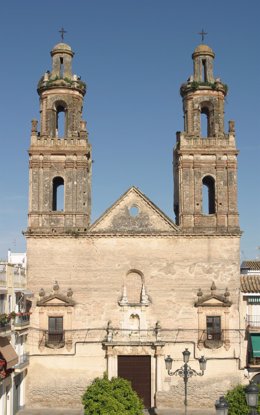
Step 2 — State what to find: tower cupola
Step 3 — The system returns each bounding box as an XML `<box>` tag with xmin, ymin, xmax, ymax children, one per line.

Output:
<box><xmin>180</xmin><ymin>43</ymin><xmax>228</xmax><ymax>138</ymax></box>
<box><xmin>50</xmin><ymin>42</ymin><xmax>74</xmax><ymax>78</ymax></box>
<box><xmin>192</xmin><ymin>44</ymin><xmax>215</xmax><ymax>83</ymax></box>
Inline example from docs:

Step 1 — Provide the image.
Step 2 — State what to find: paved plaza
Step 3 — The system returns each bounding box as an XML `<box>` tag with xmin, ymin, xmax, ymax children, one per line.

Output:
<box><xmin>17</xmin><ymin>407</ymin><xmax>215</xmax><ymax>415</ymax></box>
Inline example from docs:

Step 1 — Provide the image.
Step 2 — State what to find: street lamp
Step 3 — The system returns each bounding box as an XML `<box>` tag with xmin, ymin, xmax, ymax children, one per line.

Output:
<box><xmin>165</xmin><ymin>348</ymin><xmax>206</xmax><ymax>407</ymax></box>
<box><xmin>215</xmin><ymin>396</ymin><xmax>229</xmax><ymax>415</ymax></box>
<box><xmin>245</xmin><ymin>382</ymin><xmax>259</xmax><ymax>415</ymax></box>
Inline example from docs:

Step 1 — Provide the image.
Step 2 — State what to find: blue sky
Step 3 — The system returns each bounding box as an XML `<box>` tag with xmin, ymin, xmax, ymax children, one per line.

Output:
<box><xmin>0</xmin><ymin>0</ymin><xmax>259</xmax><ymax>260</ymax></box>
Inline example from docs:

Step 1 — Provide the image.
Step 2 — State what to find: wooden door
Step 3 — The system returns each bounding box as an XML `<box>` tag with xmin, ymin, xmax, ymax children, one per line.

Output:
<box><xmin>118</xmin><ymin>355</ymin><xmax>151</xmax><ymax>408</ymax></box>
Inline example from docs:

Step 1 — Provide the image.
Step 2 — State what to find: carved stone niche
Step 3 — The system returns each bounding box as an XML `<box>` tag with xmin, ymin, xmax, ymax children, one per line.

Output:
<box><xmin>118</xmin><ymin>270</ymin><xmax>150</xmax><ymax>307</ymax></box>
<box><xmin>194</xmin><ymin>282</ymin><xmax>232</xmax><ymax>351</ymax></box>
<box><xmin>118</xmin><ymin>270</ymin><xmax>151</xmax><ymax>339</ymax></box>
<box><xmin>37</xmin><ymin>281</ymin><xmax>75</xmax><ymax>351</ymax></box>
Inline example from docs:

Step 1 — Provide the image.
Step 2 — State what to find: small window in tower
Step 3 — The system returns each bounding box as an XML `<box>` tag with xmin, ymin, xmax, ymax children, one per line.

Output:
<box><xmin>202</xmin><ymin>59</ymin><xmax>207</xmax><ymax>82</ymax></box>
<box><xmin>56</xmin><ymin>105</ymin><xmax>67</xmax><ymax>138</ymax></box>
<box><xmin>202</xmin><ymin>176</ymin><xmax>215</xmax><ymax>214</ymax></box>
<box><xmin>201</xmin><ymin>106</ymin><xmax>210</xmax><ymax>138</ymax></box>
<box><xmin>60</xmin><ymin>57</ymin><xmax>64</xmax><ymax>78</ymax></box>
<box><xmin>52</xmin><ymin>177</ymin><xmax>64</xmax><ymax>211</ymax></box>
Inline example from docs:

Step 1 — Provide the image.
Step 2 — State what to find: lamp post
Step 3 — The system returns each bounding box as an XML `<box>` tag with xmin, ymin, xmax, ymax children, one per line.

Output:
<box><xmin>245</xmin><ymin>382</ymin><xmax>259</xmax><ymax>415</ymax></box>
<box><xmin>165</xmin><ymin>348</ymin><xmax>206</xmax><ymax>408</ymax></box>
<box><xmin>215</xmin><ymin>396</ymin><xmax>229</xmax><ymax>415</ymax></box>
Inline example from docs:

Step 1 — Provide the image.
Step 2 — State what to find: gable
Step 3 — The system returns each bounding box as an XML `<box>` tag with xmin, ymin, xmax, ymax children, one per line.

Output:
<box><xmin>195</xmin><ymin>294</ymin><xmax>232</xmax><ymax>308</ymax></box>
<box><xmin>200</xmin><ymin>297</ymin><xmax>226</xmax><ymax>307</ymax></box>
<box><xmin>37</xmin><ymin>294</ymin><xmax>75</xmax><ymax>307</ymax></box>
<box><xmin>89</xmin><ymin>187</ymin><xmax>179</xmax><ymax>234</ymax></box>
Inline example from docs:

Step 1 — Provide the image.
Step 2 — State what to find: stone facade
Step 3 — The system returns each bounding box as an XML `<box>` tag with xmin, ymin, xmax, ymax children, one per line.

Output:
<box><xmin>25</xmin><ymin>42</ymin><xmax>243</xmax><ymax>410</ymax></box>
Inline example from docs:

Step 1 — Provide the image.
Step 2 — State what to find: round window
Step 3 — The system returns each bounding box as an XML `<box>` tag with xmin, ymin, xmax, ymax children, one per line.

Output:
<box><xmin>129</xmin><ymin>206</ymin><xmax>139</xmax><ymax>217</ymax></box>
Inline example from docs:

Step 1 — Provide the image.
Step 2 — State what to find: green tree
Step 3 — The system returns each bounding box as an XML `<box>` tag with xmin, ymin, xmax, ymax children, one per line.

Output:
<box><xmin>225</xmin><ymin>384</ymin><xmax>260</xmax><ymax>415</ymax></box>
<box><xmin>82</xmin><ymin>375</ymin><xmax>144</xmax><ymax>415</ymax></box>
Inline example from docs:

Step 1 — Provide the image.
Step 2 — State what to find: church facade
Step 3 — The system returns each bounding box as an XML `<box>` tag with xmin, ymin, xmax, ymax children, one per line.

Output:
<box><xmin>25</xmin><ymin>41</ymin><xmax>243</xmax><ymax>410</ymax></box>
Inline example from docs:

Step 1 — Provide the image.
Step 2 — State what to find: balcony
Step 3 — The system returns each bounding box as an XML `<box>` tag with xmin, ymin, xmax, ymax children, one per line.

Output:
<box><xmin>246</xmin><ymin>315</ymin><xmax>260</xmax><ymax>330</ymax></box>
<box><xmin>45</xmin><ymin>331</ymin><xmax>65</xmax><ymax>349</ymax></box>
<box><xmin>0</xmin><ymin>315</ymin><xmax>11</xmax><ymax>337</ymax></box>
<box><xmin>198</xmin><ymin>329</ymin><xmax>231</xmax><ymax>350</ymax></box>
<box><xmin>14</xmin><ymin>353</ymin><xmax>29</xmax><ymax>373</ymax></box>
<box><xmin>13</xmin><ymin>313</ymin><xmax>30</xmax><ymax>330</ymax></box>
<box><xmin>0</xmin><ymin>264</ymin><xmax>7</xmax><ymax>284</ymax></box>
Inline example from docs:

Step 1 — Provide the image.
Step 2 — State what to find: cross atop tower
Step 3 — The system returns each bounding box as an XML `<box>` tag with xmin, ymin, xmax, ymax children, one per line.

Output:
<box><xmin>198</xmin><ymin>29</ymin><xmax>207</xmax><ymax>43</ymax></box>
<box><xmin>59</xmin><ymin>27</ymin><xmax>67</xmax><ymax>41</ymax></box>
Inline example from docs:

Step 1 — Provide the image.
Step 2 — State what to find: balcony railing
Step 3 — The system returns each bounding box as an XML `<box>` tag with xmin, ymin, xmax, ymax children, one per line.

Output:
<box><xmin>14</xmin><ymin>313</ymin><xmax>30</xmax><ymax>327</ymax></box>
<box><xmin>246</xmin><ymin>315</ymin><xmax>260</xmax><ymax>328</ymax></box>
<box><xmin>14</xmin><ymin>353</ymin><xmax>29</xmax><ymax>371</ymax></box>
<box><xmin>45</xmin><ymin>331</ymin><xmax>65</xmax><ymax>349</ymax></box>
<box><xmin>0</xmin><ymin>315</ymin><xmax>11</xmax><ymax>336</ymax></box>
<box><xmin>197</xmin><ymin>329</ymin><xmax>228</xmax><ymax>350</ymax></box>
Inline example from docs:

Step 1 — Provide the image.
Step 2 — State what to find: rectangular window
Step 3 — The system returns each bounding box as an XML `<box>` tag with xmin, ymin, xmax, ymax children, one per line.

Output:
<box><xmin>0</xmin><ymin>294</ymin><xmax>5</xmax><ymax>313</ymax></box>
<box><xmin>48</xmin><ymin>317</ymin><xmax>63</xmax><ymax>344</ymax></box>
<box><xmin>8</xmin><ymin>295</ymin><xmax>12</xmax><ymax>313</ymax></box>
<box><xmin>206</xmin><ymin>316</ymin><xmax>221</xmax><ymax>340</ymax></box>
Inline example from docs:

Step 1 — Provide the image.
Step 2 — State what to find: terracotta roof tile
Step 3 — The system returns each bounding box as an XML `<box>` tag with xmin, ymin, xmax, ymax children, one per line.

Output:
<box><xmin>241</xmin><ymin>261</ymin><xmax>260</xmax><ymax>271</ymax></box>
<box><xmin>241</xmin><ymin>275</ymin><xmax>260</xmax><ymax>293</ymax></box>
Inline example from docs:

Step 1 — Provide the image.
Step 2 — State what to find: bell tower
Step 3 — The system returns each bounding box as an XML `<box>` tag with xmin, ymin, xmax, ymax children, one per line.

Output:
<box><xmin>27</xmin><ymin>42</ymin><xmax>91</xmax><ymax>235</ymax></box>
<box><xmin>174</xmin><ymin>44</ymin><xmax>239</xmax><ymax>233</ymax></box>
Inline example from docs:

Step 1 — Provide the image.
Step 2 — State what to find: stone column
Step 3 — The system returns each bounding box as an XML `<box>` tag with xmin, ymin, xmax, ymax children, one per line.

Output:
<box><xmin>106</xmin><ymin>346</ymin><xmax>114</xmax><ymax>380</ymax></box>
<box><xmin>155</xmin><ymin>345</ymin><xmax>165</xmax><ymax>393</ymax></box>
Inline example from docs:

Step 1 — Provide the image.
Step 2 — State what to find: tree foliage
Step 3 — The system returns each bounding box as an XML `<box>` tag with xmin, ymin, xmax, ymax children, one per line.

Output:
<box><xmin>225</xmin><ymin>384</ymin><xmax>260</xmax><ymax>415</ymax></box>
<box><xmin>82</xmin><ymin>375</ymin><xmax>144</xmax><ymax>415</ymax></box>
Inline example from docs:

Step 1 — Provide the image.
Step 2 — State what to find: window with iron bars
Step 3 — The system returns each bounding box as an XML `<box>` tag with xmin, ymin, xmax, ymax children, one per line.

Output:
<box><xmin>48</xmin><ymin>316</ymin><xmax>64</xmax><ymax>344</ymax></box>
<box><xmin>206</xmin><ymin>316</ymin><xmax>221</xmax><ymax>340</ymax></box>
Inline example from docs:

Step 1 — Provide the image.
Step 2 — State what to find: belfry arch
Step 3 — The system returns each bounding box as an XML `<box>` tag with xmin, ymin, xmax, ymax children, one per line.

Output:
<box><xmin>202</xmin><ymin>175</ymin><xmax>215</xmax><ymax>214</ymax></box>
<box><xmin>55</xmin><ymin>102</ymin><xmax>68</xmax><ymax>138</ymax></box>
<box><xmin>200</xmin><ymin>101</ymin><xmax>214</xmax><ymax>137</ymax></box>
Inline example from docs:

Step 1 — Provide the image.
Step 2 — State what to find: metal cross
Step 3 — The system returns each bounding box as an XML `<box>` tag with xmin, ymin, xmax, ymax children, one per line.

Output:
<box><xmin>59</xmin><ymin>27</ymin><xmax>67</xmax><ymax>41</ymax></box>
<box><xmin>198</xmin><ymin>29</ymin><xmax>208</xmax><ymax>43</ymax></box>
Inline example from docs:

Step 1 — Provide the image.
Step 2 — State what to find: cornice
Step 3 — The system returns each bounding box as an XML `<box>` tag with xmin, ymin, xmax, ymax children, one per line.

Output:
<box><xmin>24</xmin><ymin>231</ymin><xmax>242</xmax><ymax>239</ymax></box>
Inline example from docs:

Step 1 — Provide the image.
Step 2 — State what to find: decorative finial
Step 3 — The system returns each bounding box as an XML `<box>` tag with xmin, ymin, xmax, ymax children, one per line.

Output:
<box><xmin>141</xmin><ymin>284</ymin><xmax>150</xmax><ymax>305</ymax></box>
<box><xmin>106</xmin><ymin>321</ymin><xmax>113</xmax><ymax>342</ymax></box>
<box><xmin>31</xmin><ymin>119</ymin><xmax>38</xmax><ymax>133</ymax></box>
<box><xmin>53</xmin><ymin>280</ymin><xmax>59</xmax><ymax>292</ymax></box>
<box><xmin>67</xmin><ymin>288</ymin><xmax>73</xmax><ymax>297</ymax></box>
<box><xmin>119</xmin><ymin>285</ymin><xmax>128</xmax><ymax>306</ymax></box>
<box><xmin>198</xmin><ymin>29</ymin><xmax>208</xmax><ymax>43</ymax></box>
<box><xmin>224</xmin><ymin>288</ymin><xmax>230</xmax><ymax>298</ymax></box>
<box><xmin>39</xmin><ymin>288</ymin><xmax>45</xmax><ymax>297</ymax></box>
<box><xmin>197</xmin><ymin>288</ymin><xmax>203</xmax><ymax>297</ymax></box>
<box><xmin>211</xmin><ymin>281</ymin><xmax>216</xmax><ymax>292</ymax></box>
<box><xmin>59</xmin><ymin>27</ymin><xmax>67</xmax><ymax>42</ymax></box>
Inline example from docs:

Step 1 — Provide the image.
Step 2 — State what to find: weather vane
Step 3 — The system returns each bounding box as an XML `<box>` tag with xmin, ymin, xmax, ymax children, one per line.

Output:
<box><xmin>198</xmin><ymin>29</ymin><xmax>208</xmax><ymax>43</ymax></box>
<box><xmin>59</xmin><ymin>27</ymin><xmax>67</xmax><ymax>41</ymax></box>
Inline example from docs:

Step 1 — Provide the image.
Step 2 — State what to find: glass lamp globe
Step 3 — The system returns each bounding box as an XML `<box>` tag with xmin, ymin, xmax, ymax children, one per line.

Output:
<box><xmin>215</xmin><ymin>396</ymin><xmax>229</xmax><ymax>415</ymax></box>
<box><xmin>245</xmin><ymin>382</ymin><xmax>259</xmax><ymax>408</ymax></box>
<box><xmin>199</xmin><ymin>355</ymin><xmax>207</xmax><ymax>372</ymax></box>
<box><xmin>165</xmin><ymin>355</ymin><xmax>173</xmax><ymax>371</ymax></box>
<box><xmin>182</xmin><ymin>348</ymin><xmax>190</xmax><ymax>364</ymax></box>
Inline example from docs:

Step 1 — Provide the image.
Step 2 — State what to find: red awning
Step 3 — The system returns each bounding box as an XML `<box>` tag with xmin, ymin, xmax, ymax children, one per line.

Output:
<box><xmin>0</xmin><ymin>337</ymin><xmax>18</xmax><ymax>369</ymax></box>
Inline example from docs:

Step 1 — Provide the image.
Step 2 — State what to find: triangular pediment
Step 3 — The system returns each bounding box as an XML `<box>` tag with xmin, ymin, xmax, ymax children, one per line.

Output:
<box><xmin>37</xmin><ymin>293</ymin><xmax>75</xmax><ymax>307</ymax></box>
<box><xmin>195</xmin><ymin>294</ymin><xmax>232</xmax><ymax>308</ymax></box>
<box><xmin>89</xmin><ymin>187</ymin><xmax>179</xmax><ymax>234</ymax></box>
